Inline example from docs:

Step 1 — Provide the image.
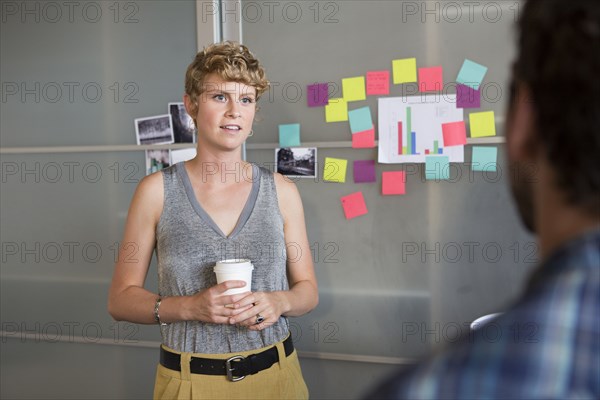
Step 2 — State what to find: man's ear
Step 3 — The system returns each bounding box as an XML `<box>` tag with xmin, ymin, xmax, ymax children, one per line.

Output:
<box><xmin>506</xmin><ymin>83</ymin><xmax>538</xmax><ymax>163</ymax></box>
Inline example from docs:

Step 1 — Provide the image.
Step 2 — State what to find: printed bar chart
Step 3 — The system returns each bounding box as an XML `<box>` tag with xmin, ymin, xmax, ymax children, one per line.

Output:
<box><xmin>378</xmin><ymin>95</ymin><xmax>464</xmax><ymax>164</ymax></box>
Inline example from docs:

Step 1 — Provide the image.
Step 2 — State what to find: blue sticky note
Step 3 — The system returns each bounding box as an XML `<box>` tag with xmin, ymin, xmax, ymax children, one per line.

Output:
<box><xmin>348</xmin><ymin>107</ymin><xmax>373</xmax><ymax>134</ymax></box>
<box><xmin>471</xmin><ymin>146</ymin><xmax>498</xmax><ymax>172</ymax></box>
<box><xmin>456</xmin><ymin>59</ymin><xmax>488</xmax><ymax>90</ymax></box>
<box><xmin>278</xmin><ymin>123</ymin><xmax>301</xmax><ymax>147</ymax></box>
<box><xmin>425</xmin><ymin>156</ymin><xmax>450</xmax><ymax>180</ymax></box>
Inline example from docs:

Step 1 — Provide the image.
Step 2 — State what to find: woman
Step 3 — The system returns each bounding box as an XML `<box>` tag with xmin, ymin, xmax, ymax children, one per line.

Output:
<box><xmin>108</xmin><ymin>41</ymin><xmax>318</xmax><ymax>399</ymax></box>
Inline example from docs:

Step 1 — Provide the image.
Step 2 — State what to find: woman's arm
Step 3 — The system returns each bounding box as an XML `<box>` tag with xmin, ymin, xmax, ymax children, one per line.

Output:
<box><xmin>272</xmin><ymin>172</ymin><xmax>319</xmax><ymax>316</ymax></box>
<box><xmin>107</xmin><ymin>172</ymin><xmax>166</xmax><ymax>324</ymax></box>
<box><xmin>107</xmin><ymin>172</ymin><xmax>250</xmax><ymax>325</ymax></box>
<box><xmin>230</xmin><ymin>173</ymin><xmax>318</xmax><ymax>328</ymax></box>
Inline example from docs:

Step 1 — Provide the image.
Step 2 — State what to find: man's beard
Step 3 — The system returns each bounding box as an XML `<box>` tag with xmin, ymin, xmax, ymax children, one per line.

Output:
<box><xmin>509</xmin><ymin>160</ymin><xmax>536</xmax><ymax>233</ymax></box>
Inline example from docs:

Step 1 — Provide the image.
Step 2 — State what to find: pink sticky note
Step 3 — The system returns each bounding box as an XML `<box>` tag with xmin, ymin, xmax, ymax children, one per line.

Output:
<box><xmin>442</xmin><ymin>121</ymin><xmax>467</xmax><ymax>146</ymax></box>
<box><xmin>366</xmin><ymin>71</ymin><xmax>390</xmax><ymax>96</ymax></box>
<box><xmin>382</xmin><ymin>171</ymin><xmax>406</xmax><ymax>195</ymax></box>
<box><xmin>352</xmin><ymin>127</ymin><xmax>375</xmax><ymax>148</ymax></box>
<box><xmin>341</xmin><ymin>192</ymin><xmax>368</xmax><ymax>220</ymax></box>
<box><xmin>418</xmin><ymin>66</ymin><xmax>443</xmax><ymax>92</ymax></box>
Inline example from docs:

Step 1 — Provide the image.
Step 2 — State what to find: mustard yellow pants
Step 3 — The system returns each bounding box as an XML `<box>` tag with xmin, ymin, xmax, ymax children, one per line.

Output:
<box><xmin>153</xmin><ymin>337</ymin><xmax>309</xmax><ymax>399</ymax></box>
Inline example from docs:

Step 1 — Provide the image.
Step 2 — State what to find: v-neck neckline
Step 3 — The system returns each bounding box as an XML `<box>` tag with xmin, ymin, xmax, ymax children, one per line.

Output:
<box><xmin>176</xmin><ymin>162</ymin><xmax>261</xmax><ymax>239</ymax></box>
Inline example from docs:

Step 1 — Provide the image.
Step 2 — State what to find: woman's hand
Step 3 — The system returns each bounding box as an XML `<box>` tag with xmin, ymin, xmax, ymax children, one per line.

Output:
<box><xmin>227</xmin><ymin>291</ymin><xmax>289</xmax><ymax>331</ymax></box>
<box><xmin>183</xmin><ymin>281</ymin><xmax>253</xmax><ymax>324</ymax></box>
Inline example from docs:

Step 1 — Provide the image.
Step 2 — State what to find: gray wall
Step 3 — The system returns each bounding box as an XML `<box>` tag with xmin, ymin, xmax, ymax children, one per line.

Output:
<box><xmin>1</xmin><ymin>1</ymin><xmax>535</xmax><ymax>399</ymax></box>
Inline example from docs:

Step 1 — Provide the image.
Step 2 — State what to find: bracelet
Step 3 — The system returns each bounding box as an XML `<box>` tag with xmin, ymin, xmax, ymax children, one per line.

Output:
<box><xmin>154</xmin><ymin>297</ymin><xmax>168</xmax><ymax>326</ymax></box>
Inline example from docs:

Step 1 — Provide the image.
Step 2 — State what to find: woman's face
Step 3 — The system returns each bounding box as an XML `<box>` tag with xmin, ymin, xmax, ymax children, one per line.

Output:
<box><xmin>187</xmin><ymin>73</ymin><xmax>257</xmax><ymax>152</ymax></box>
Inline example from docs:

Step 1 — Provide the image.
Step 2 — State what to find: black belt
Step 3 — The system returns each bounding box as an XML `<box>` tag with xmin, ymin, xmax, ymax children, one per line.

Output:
<box><xmin>160</xmin><ymin>335</ymin><xmax>294</xmax><ymax>382</ymax></box>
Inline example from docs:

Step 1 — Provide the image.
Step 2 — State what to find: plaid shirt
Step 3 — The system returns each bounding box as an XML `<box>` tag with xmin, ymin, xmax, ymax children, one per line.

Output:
<box><xmin>368</xmin><ymin>228</ymin><xmax>600</xmax><ymax>399</ymax></box>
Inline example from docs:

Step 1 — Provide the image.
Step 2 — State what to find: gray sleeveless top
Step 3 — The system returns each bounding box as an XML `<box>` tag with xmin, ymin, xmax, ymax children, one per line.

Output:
<box><xmin>156</xmin><ymin>162</ymin><xmax>289</xmax><ymax>354</ymax></box>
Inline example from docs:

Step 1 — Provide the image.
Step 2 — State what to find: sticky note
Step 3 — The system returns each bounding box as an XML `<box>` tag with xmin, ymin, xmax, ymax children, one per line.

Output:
<box><xmin>382</xmin><ymin>171</ymin><xmax>406</xmax><ymax>195</ymax></box>
<box><xmin>307</xmin><ymin>83</ymin><xmax>329</xmax><ymax>107</ymax></box>
<box><xmin>325</xmin><ymin>98</ymin><xmax>348</xmax><ymax>122</ymax></box>
<box><xmin>354</xmin><ymin>160</ymin><xmax>376</xmax><ymax>183</ymax></box>
<box><xmin>469</xmin><ymin>111</ymin><xmax>496</xmax><ymax>137</ymax></box>
<box><xmin>442</xmin><ymin>121</ymin><xmax>467</xmax><ymax>146</ymax></box>
<box><xmin>352</xmin><ymin>128</ymin><xmax>376</xmax><ymax>148</ymax></box>
<box><xmin>471</xmin><ymin>146</ymin><xmax>498</xmax><ymax>172</ymax></box>
<box><xmin>342</xmin><ymin>76</ymin><xmax>366</xmax><ymax>102</ymax></box>
<box><xmin>348</xmin><ymin>107</ymin><xmax>373</xmax><ymax>134</ymax></box>
<box><xmin>456</xmin><ymin>84</ymin><xmax>480</xmax><ymax>108</ymax></box>
<box><xmin>456</xmin><ymin>59</ymin><xmax>488</xmax><ymax>90</ymax></box>
<box><xmin>341</xmin><ymin>192</ymin><xmax>368</xmax><ymax>220</ymax></box>
<box><xmin>425</xmin><ymin>156</ymin><xmax>450</xmax><ymax>180</ymax></box>
<box><xmin>392</xmin><ymin>58</ymin><xmax>417</xmax><ymax>84</ymax></box>
<box><xmin>278</xmin><ymin>123</ymin><xmax>301</xmax><ymax>147</ymax></box>
<box><xmin>324</xmin><ymin>157</ymin><xmax>348</xmax><ymax>183</ymax></box>
<box><xmin>418</xmin><ymin>66</ymin><xmax>443</xmax><ymax>92</ymax></box>
<box><xmin>366</xmin><ymin>71</ymin><xmax>390</xmax><ymax>95</ymax></box>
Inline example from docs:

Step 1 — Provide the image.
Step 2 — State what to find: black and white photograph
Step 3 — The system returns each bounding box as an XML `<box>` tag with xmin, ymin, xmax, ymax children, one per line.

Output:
<box><xmin>145</xmin><ymin>149</ymin><xmax>171</xmax><ymax>175</ymax></box>
<box><xmin>169</xmin><ymin>102</ymin><xmax>196</xmax><ymax>143</ymax></box>
<box><xmin>275</xmin><ymin>147</ymin><xmax>317</xmax><ymax>178</ymax></box>
<box><xmin>135</xmin><ymin>114</ymin><xmax>174</xmax><ymax>145</ymax></box>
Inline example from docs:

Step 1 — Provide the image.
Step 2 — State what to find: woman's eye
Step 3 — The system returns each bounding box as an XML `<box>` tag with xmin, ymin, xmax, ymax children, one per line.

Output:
<box><xmin>213</xmin><ymin>94</ymin><xmax>226</xmax><ymax>101</ymax></box>
<box><xmin>241</xmin><ymin>97</ymin><xmax>255</xmax><ymax>104</ymax></box>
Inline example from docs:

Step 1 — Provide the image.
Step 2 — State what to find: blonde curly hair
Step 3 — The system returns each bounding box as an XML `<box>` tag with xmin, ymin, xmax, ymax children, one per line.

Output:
<box><xmin>185</xmin><ymin>41</ymin><xmax>269</xmax><ymax>117</ymax></box>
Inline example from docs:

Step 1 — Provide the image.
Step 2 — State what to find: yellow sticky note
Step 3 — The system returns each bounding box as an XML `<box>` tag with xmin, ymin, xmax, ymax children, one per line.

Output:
<box><xmin>324</xmin><ymin>157</ymin><xmax>348</xmax><ymax>183</ymax></box>
<box><xmin>393</xmin><ymin>58</ymin><xmax>417</xmax><ymax>84</ymax></box>
<box><xmin>342</xmin><ymin>76</ymin><xmax>366</xmax><ymax>102</ymax></box>
<box><xmin>325</xmin><ymin>98</ymin><xmax>348</xmax><ymax>122</ymax></box>
<box><xmin>469</xmin><ymin>111</ymin><xmax>496</xmax><ymax>137</ymax></box>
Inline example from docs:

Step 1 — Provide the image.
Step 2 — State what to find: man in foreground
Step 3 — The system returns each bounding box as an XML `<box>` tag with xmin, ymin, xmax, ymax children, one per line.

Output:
<box><xmin>368</xmin><ymin>0</ymin><xmax>599</xmax><ymax>398</ymax></box>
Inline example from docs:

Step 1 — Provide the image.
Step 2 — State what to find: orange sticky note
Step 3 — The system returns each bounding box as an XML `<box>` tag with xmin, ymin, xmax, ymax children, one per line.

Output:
<box><xmin>382</xmin><ymin>171</ymin><xmax>406</xmax><ymax>195</ymax></box>
<box><xmin>366</xmin><ymin>71</ymin><xmax>390</xmax><ymax>95</ymax></box>
<box><xmin>341</xmin><ymin>192</ymin><xmax>368</xmax><ymax>219</ymax></box>
<box><xmin>352</xmin><ymin>127</ymin><xmax>376</xmax><ymax>148</ymax></box>
<box><xmin>418</xmin><ymin>66</ymin><xmax>443</xmax><ymax>92</ymax></box>
<box><xmin>442</xmin><ymin>121</ymin><xmax>467</xmax><ymax>146</ymax></box>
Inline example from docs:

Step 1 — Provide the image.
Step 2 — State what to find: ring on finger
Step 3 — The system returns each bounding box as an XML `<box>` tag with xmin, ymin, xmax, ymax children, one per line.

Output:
<box><xmin>255</xmin><ymin>314</ymin><xmax>265</xmax><ymax>325</ymax></box>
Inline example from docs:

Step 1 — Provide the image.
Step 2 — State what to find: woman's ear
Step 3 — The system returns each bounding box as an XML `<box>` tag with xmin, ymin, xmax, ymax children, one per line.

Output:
<box><xmin>183</xmin><ymin>93</ymin><xmax>197</xmax><ymax>122</ymax></box>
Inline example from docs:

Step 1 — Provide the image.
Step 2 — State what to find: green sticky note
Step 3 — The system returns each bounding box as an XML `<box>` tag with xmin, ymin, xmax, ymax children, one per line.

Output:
<box><xmin>342</xmin><ymin>76</ymin><xmax>366</xmax><ymax>102</ymax></box>
<box><xmin>456</xmin><ymin>59</ymin><xmax>488</xmax><ymax>90</ymax></box>
<box><xmin>324</xmin><ymin>157</ymin><xmax>348</xmax><ymax>183</ymax></box>
<box><xmin>348</xmin><ymin>106</ymin><xmax>373</xmax><ymax>134</ymax></box>
<box><xmin>469</xmin><ymin>111</ymin><xmax>496</xmax><ymax>137</ymax></box>
<box><xmin>425</xmin><ymin>156</ymin><xmax>450</xmax><ymax>180</ymax></box>
<box><xmin>278</xmin><ymin>123</ymin><xmax>301</xmax><ymax>147</ymax></box>
<box><xmin>471</xmin><ymin>146</ymin><xmax>498</xmax><ymax>172</ymax></box>
<box><xmin>325</xmin><ymin>98</ymin><xmax>348</xmax><ymax>122</ymax></box>
<box><xmin>392</xmin><ymin>58</ymin><xmax>417</xmax><ymax>84</ymax></box>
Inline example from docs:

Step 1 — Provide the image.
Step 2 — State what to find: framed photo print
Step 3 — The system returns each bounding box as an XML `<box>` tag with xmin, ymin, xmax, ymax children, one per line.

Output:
<box><xmin>275</xmin><ymin>147</ymin><xmax>317</xmax><ymax>178</ymax></box>
<box><xmin>168</xmin><ymin>102</ymin><xmax>196</xmax><ymax>143</ymax></box>
<box><xmin>135</xmin><ymin>114</ymin><xmax>174</xmax><ymax>145</ymax></box>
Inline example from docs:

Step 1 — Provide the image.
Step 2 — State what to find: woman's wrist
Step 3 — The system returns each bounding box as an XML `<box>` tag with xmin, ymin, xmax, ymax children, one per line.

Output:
<box><xmin>274</xmin><ymin>291</ymin><xmax>292</xmax><ymax>316</ymax></box>
<box><xmin>157</xmin><ymin>295</ymin><xmax>190</xmax><ymax>323</ymax></box>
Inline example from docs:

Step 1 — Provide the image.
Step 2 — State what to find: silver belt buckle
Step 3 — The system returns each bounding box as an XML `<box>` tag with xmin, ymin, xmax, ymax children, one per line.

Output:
<box><xmin>225</xmin><ymin>355</ymin><xmax>246</xmax><ymax>382</ymax></box>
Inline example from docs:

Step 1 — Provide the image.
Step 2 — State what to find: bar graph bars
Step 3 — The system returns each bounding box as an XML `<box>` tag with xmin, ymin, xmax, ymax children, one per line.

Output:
<box><xmin>406</xmin><ymin>107</ymin><xmax>412</xmax><ymax>155</ymax></box>
<box><xmin>397</xmin><ymin>105</ymin><xmax>446</xmax><ymax>156</ymax></box>
<box><xmin>398</xmin><ymin>122</ymin><xmax>403</xmax><ymax>155</ymax></box>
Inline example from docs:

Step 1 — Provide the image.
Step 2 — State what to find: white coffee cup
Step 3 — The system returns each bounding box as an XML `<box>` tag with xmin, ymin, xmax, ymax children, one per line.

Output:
<box><xmin>213</xmin><ymin>259</ymin><xmax>254</xmax><ymax>295</ymax></box>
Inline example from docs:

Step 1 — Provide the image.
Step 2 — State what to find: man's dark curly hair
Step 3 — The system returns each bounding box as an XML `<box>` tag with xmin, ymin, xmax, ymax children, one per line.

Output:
<box><xmin>512</xmin><ymin>0</ymin><xmax>600</xmax><ymax>215</ymax></box>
